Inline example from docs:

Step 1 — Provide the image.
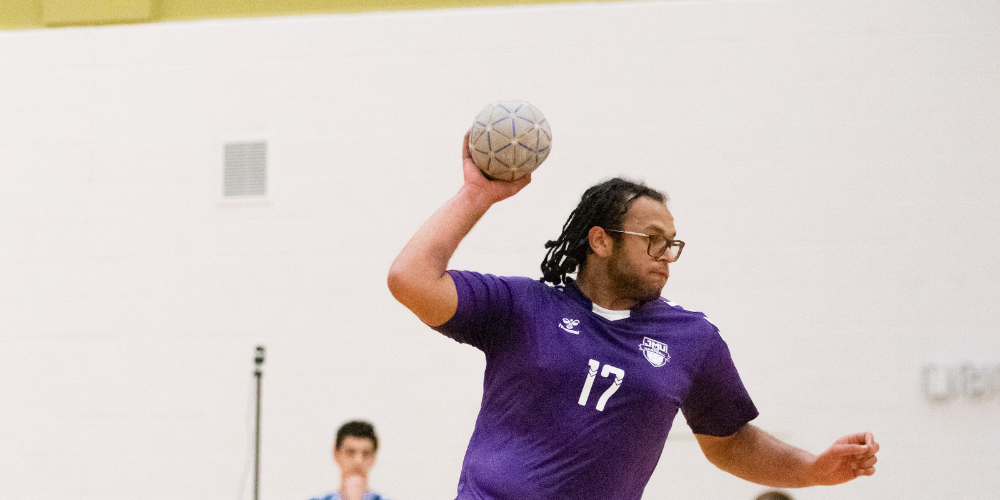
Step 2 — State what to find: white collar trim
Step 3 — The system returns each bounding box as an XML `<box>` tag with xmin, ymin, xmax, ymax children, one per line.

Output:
<box><xmin>592</xmin><ymin>302</ymin><xmax>631</xmax><ymax>321</ymax></box>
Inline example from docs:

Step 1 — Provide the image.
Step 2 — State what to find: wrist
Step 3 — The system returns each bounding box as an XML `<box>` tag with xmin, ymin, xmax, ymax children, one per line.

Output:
<box><xmin>455</xmin><ymin>183</ymin><xmax>501</xmax><ymax>212</ymax></box>
<box><xmin>799</xmin><ymin>452</ymin><xmax>825</xmax><ymax>487</ymax></box>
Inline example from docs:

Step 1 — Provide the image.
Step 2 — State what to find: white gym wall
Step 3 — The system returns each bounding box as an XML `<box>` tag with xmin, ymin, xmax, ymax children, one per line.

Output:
<box><xmin>0</xmin><ymin>1</ymin><xmax>997</xmax><ymax>499</ymax></box>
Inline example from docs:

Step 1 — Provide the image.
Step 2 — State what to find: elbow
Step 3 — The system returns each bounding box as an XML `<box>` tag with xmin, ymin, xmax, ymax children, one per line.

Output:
<box><xmin>386</xmin><ymin>263</ymin><xmax>456</xmax><ymax>327</ymax></box>
<box><xmin>702</xmin><ymin>446</ymin><xmax>736</xmax><ymax>473</ymax></box>
<box><xmin>386</xmin><ymin>259</ymin><xmax>431</xmax><ymax>307</ymax></box>
<box><xmin>386</xmin><ymin>262</ymin><xmax>408</xmax><ymax>303</ymax></box>
<box><xmin>695</xmin><ymin>429</ymin><xmax>745</xmax><ymax>474</ymax></box>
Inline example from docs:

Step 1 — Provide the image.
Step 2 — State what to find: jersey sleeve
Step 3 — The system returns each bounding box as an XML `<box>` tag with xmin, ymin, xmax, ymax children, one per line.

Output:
<box><xmin>681</xmin><ymin>332</ymin><xmax>759</xmax><ymax>437</ymax></box>
<box><xmin>430</xmin><ymin>270</ymin><xmax>517</xmax><ymax>353</ymax></box>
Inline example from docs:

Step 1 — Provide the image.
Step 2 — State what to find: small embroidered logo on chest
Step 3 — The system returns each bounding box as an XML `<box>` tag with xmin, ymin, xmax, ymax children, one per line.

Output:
<box><xmin>640</xmin><ymin>337</ymin><xmax>670</xmax><ymax>367</ymax></box>
<box><xmin>558</xmin><ymin>318</ymin><xmax>581</xmax><ymax>334</ymax></box>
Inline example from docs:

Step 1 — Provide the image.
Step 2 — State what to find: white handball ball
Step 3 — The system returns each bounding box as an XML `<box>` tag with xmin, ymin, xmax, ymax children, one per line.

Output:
<box><xmin>468</xmin><ymin>100</ymin><xmax>552</xmax><ymax>181</ymax></box>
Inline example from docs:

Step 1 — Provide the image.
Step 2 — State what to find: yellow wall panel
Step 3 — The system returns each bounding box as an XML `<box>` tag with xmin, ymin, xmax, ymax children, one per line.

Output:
<box><xmin>0</xmin><ymin>0</ymin><xmax>43</xmax><ymax>29</ymax></box>
<box><xmin>156</xmin><ymin>0</ymin><xmax>583</xmax><ymax>20</ymax></box>
<box><xmin>2</xmin><ymin>0</ymin><xmax>610</xmax><ymax>29</ymax></box>
<box><xmin>42</xmin><ymin>0</ymin><xmax>151</xmax><ymax>26</ymax></box>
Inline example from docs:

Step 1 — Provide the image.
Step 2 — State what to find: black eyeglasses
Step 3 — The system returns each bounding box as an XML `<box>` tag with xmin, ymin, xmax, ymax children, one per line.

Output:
<box><xmin>603</xmin><ymin>229</ymin><xmax>685</xmax><ymax>261</ymax></box>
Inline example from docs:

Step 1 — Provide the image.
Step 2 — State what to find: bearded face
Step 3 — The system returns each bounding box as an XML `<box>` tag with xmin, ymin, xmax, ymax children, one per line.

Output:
<box><xmin>606</xmin><ymin>239</ymin><xmax>668</xmax><ymax>305</ymax></box>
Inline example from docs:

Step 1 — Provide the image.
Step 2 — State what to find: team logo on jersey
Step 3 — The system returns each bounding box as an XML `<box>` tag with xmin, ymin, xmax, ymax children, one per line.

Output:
<box><xmin>639</xmin><ymin>337</ymin><xmax>670</xmax><ymax>367</ymax></box>
<box><xmin>558</xmin><ymin>318</ymin><xmax>581</xmax><ymax>334</ymax></box>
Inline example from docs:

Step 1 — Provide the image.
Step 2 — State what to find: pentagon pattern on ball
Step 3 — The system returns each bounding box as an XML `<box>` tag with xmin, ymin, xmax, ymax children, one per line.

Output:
<box><xmin>469</xmin><ymin>100</ymin><xmax>552</xmax><ymax>181</ymax></box>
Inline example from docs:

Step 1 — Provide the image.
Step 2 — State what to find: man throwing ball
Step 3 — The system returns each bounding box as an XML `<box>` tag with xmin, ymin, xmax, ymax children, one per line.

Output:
<box><xmin>387</xmin><ymin>132</ymin><xmax>879</xmax><ymax>499</ymax></box>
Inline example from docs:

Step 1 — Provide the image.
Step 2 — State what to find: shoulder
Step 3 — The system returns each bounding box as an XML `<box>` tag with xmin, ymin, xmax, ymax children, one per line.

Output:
<box><xmin>447</xmin><ymin>270</ymin><xmax>560</xmax><ymax>298</ymax></box>
<box><xmin>308</xmin><ymin>493</ymin><xmax>337</xmax><ymax>500</ymax></box>
<box><xmin>448</xmin><ymin>270</ymin><xmax>546</xmax><ymax>288</ymax></box>
<box><xmin>642</xmin><ymin>297</ymin><xmax>721</xmax><ymax>334</ymax></box>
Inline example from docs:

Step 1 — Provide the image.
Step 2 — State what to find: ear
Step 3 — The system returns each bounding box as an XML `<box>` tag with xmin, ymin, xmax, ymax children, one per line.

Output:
<box><xmin>587</xmin><ymin>226</ymin><xmax>615</xmax><ymax>258</ymax></box>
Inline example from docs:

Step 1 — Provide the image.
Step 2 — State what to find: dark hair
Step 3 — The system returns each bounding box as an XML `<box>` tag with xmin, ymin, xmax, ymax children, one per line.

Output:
<box><xmin>335</xmin><ymin>420</ymin><xmax>378</xmax><ymax>451</ymax></box>
<box><xmin>540</xmin><ymin>177</ymin><xmax>667</xmax><ymax>286</ymax></box>
<box><xmin>754</xmin><ymin>492</ymin><xmax>794</xmax><ymax>500</ymax></box>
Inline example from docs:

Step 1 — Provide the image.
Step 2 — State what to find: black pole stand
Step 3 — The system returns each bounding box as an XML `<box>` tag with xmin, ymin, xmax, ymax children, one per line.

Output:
<box><xmin>253</xmin><ymin>346</ymin><xmax>265</xmax><ymax>500</ymax></box>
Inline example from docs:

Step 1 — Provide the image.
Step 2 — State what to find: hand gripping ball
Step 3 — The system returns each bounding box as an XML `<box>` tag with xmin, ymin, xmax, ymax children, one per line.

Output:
<box><xmin>468</xmin><ymin>100</ymin><xmax>552</xmax><ymax>181</ymax></box>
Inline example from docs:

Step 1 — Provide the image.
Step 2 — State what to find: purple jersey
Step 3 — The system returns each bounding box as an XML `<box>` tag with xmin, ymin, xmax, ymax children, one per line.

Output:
<box><xmin>432</xmin><ymin>271</ymin><xmax>758</xmax><ymax>500</ymax></box>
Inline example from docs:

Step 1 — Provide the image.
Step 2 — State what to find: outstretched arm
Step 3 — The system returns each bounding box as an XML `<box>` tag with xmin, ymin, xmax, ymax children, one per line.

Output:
<box><xmin>696</xmin><ymin>424</ymin><xmax>879</xmax><ymax>488</ymax></box>
<box><xmin>387</xmin><ymin>131</ymin><xmax>530</xmax><ymax>326</ymax></box>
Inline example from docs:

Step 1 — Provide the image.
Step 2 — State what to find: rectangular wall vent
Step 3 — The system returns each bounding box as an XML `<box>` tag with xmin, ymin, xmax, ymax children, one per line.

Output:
<box><xmin>223</xmin><ymin>141</ymin><xmax>267</xmax><ymax>197</ymax></box>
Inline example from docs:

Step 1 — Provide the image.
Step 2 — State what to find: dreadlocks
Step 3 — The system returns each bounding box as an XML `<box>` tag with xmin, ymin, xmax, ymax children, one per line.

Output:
<box><xmin>540</xmin><ymin>177</ymin><xmax>667</xmax><ymax>286</ymax></box>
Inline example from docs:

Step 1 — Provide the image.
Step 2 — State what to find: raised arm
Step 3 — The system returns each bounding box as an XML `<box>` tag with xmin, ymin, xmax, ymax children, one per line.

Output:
<box><xmin>387</xmin><ymin>131</ymin><xmax>531</xmax><ymax>326</ymax></box>
<box><xmin>695</xmin><ymin>424</ymin><xmax>878</xmax><ymax>488</ymax></box>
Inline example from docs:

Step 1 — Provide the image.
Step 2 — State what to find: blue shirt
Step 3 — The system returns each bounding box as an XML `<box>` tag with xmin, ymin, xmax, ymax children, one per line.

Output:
<box><xmin>309</xmin><ymin>492</ymin><xmax>387</xmax><ymax>500</ymax></box>
<box><xmin>433</xmin><ymin>271</ymin><xmax>758</xmax><ymax>500</ymax></box>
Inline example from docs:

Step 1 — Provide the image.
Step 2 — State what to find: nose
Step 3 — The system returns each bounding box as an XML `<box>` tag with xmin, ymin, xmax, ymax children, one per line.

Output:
<box><xmin>655</xmin><ymin>257</ymin><xmax>672</xmax><ymax>276</ymax></box>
